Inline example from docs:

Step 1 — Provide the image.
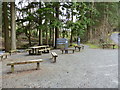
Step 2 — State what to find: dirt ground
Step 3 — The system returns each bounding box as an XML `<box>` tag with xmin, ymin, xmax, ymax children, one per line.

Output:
<box><xmin>1</xmin><ymin>46</ymin><xmax>118</xmax><ymax>88</ymax></box>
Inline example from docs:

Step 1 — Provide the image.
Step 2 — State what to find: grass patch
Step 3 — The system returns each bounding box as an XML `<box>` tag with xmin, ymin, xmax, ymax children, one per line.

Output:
<box><xmin>86</xmin><ymin>43</ymin><xmax>100</xmax><ymax>49</ymax></box>
<box><xmin>69</xmin><ymin>43</ymin><xmax>77</xmax><ymax>47</ymax></box>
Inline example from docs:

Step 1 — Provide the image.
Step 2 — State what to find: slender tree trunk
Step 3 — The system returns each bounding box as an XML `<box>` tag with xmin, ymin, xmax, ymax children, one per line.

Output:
<box><xmin>3</xmin><ymin>2</ymin><xmax>11</xmax><ymax>52</ymax></box>
<box><xmin>70</xmin><ymin>8</ymin><xmax>73</xmax><ymax>46</ymax></box>
<box><xmin>53</xmin><ymin>28</ymin><xmax>55</xmax><ymax>47</ymax></box>
<box><xmin>55</xmin><ymin>3</ymin><xmax>59</xmax><ymax>49</ymax></box>
<box><xmin>49</xmin><ymin>21</ymin><xmax>52</xmax><ymax>46</ymax></box>
<box><xmin>28</xmin><ymin>22</ymin><xmax>31</xmax><ymax>47</ymax></box>
<box><xmin>89</xmin><ymin>2</ymin><xmax>94</xmax><ymax>42</ymax></box>
<box><xmin>10</xmin><ymin>2</ymin><xmax>16</xmax><ymax>50</ymax></box>
<box><xmin>46</xmin><ymin>29</ymin><xmax>48</xmax><ymax>45</ymax></box>
<box><xmin>39</xmin><ymin>2</ymin><xmax>42</xmax><ymax>45</ymax></box>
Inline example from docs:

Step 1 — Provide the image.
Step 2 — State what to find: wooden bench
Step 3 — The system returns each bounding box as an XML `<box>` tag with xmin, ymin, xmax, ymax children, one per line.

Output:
<box><xmin>74</xmin><ymin>45</ymin><xmax>84</xmax><ymax>51</ymax></box>
<box><xmin>61</xmin><ymin>49</ymin><xmax>75</xmax><ymax>54</ymax></box>
<box><xmin>102</xmin><ymin>44</ymin><xmax>116</xmax><ymax>49</ymax></box>
<box><xmin>51</xmin><ymin>52</ymin><xmax>58</xmax><ymax>63</ymax></box>
<box><xmin>7</xmin><ymin>59</ymin><xmax>43</xmax><ymax>73</ymax></box>
<box><xmin>9</xmin><ymin>50</ymin><xmax>20</xmax><ymax>55</ymax></box>
<box><xmin>0</xmin><ymin>53</ymin><xmax>9</xmax><ymax>60</ymax></box>
<box><xmin>74</xmin><ymin>46</ymin><xmax>81</xmax><ymax>51</ymax></box>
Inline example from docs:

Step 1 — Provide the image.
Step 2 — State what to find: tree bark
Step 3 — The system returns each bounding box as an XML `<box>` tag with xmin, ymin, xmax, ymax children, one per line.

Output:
<box><xmin>89</xmin><ymin>2</ymin><xmax>94</xmax><ymax>42</ymax></box>
<box><xmin>70</xmin><ymin>8</ymin><xmax>73</xmax><ymax>46</ymax></box>
<box><xmin>10</xmin><ymin>2</ymin><xmax>16</xmax><ymax>50</ymax></box>
<box><xmin>3</xmin><ymin>2</ymin><xmax>11</xmax><ymax>52</ymax></box>
<box><xmin>55</xmin><ymin>3</ymin><xmax>59</xmax><ymax>49</ymax></box>
<box><xmin>49</xmin><ymin>21</ymin><xmax>52</xmax><ymax>46</ymax></box>
<box><xmin>39</xmin><ymin>2</ymin><xmax>42</xmax><ymax>45</ymax></box>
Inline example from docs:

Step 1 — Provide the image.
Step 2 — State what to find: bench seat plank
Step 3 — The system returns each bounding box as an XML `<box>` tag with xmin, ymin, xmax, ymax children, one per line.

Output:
<box><xmin>51</xmin><ymin>52</ymin><xmax>58</xmax><ymax>56</ymax></box>
<box><xmin>51</xmin><ymin>52</ymin><xmax>58</xmax><ymax>63</ymax></box>
<box><xmin>61</xmin><ymin>49</ymin><xmax>75</xmax><ymax>54</ymax></box>
<box><xmin>7</xmin><ymin>59</ymin><xmax>43</xmax><ymax>73</ymax></box>
<box><xmin>0</xmin><ymin>53</ymin><xmax>9</xmax><ymax>60</ymax></box>
<box><xmin>7</xmin><ymin>59</ymin><xmax>43</xmax><ymax>66</ymax></box>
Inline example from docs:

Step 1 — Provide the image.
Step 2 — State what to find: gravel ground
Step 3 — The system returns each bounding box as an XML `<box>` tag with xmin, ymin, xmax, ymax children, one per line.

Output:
<box><xmin>1</xmin><ymin>46</ymin><xmax>118</xmax><ymax>88</ymax></box>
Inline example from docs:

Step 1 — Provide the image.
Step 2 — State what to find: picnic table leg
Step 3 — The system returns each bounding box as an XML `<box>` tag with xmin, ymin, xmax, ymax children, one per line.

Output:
<box><xmin>32</xmin><ymin>49</ymin><xmax>34</xmax><ymax>54</ymax></box>
<box><xmin>62</xmin><ymin>50</ymin><xmax>64</xmax><ymax>54</ymax></box>
<box><xmin>11</xmin><ymin>65</ymin><xmax>14</xmax><ymax>73</ymax></box>
<box><xmin>113</xmin><ymin>45</ymin><xmax>115</xmax><ymax>49</ymax></box>
<box><xmin>53</xmin><ymin>57</ymin><xmax>56</xmax><ymax>63</ymax></box>
<box><xmin>5</xmin><ymin>55</ymin><xmax>7</xmax><ymax>59</ymax></box>
<box><xmin>10</xmin><ymin>52</ymin><xmax>12</xmax><ymax>56</ymax></box>
<box><xmin>35</xmin><ymin>49</ymin><xmax>37</xmax><ymax>54</ymax></box>
<box><xmin>73</xmin><ymin>50</ymin><xmax>74</xmax><ymax>53</ymax></box>
<box><xmin>75</xmin><ymin>47</ymin><xmax>76</xmax><ymax>50</ymax></box>
<box><xmin>82</xmin><ymin>46</ymin><xmax>84</xmax><ymax>49</ymax></box>
<box><xmin>40</xmin><ymin>51</ymin><xmax>42</xmax><ymax>55</ymax></box>
<box><xmin>1</xmin><ymin>56</ymin><xmax>3</xmax><ymax>60</ymax></box>
<box><xmin>103</xmin><ymin>45</ymin><xmax>104</xmax><ymax>49</ymax></box>
<box><xmin>29</xmin><ymin>50</ymin><xmax>31</xmax><ymax>55</ymax></box>
<box><xmin>65</xmin><ymin>50</ymin><xmax>68</xmax><ymax>54</ymax></box>
<box><xmin>36</xmin><ymin>62</ymin><xmax>40</xmax><ymax>70</ymax></box>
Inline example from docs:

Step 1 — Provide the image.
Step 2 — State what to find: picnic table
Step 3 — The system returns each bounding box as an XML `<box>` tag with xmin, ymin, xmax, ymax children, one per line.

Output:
<box><xmin>60</xmin><ymin>48</ymin><xmax>75</xmax><ymax>54</ymax></box>
<box><xmin>74</xmin><ymin>45</ymin><xmax>84</xmax><ymax>51</ymax></box>
<box><xmin>29</xmin><ymin>45</ymin><xmax>50</xmax><ymax>55</ymax></box>
<box><xmin>102</xmin><ymin>43</ymin><xmax>116</xmax><ymax>49</ymax></box>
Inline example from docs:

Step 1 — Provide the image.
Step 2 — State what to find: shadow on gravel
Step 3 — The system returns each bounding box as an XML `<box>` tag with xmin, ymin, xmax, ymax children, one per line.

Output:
<box><xmin>24</xmin><ymin>54</ymin><xmax>42</xmax><ymax>56</ymax></box>
<box><xmin>6</xmin><ymin>68</ymin><xmax>41</xmax><ymax>74</ymax></box>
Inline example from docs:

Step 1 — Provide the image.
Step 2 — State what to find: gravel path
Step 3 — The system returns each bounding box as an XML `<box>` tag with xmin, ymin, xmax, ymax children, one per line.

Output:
<box><xmin>1</xmin><ymin>46</ymin><xmax>118</xmax><ymax>88</ymax></box>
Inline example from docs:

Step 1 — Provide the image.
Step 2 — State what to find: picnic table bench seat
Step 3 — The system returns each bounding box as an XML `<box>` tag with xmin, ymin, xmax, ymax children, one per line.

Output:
<box><xmin>51</xmin><ymin>52</ymin><xmax>58</xmax><ymax>63</ymax></box>
<box><xmin>9</xmin><ymin>50</ymin><xmax>20</xmax><ymax>55</ymax></box>
<box><xmin>28</xmin><ymin>45</ymin><xmax>51</xmax><ymax>55</ymax></box>
<box><xmin>74</xmin><ymin>45</ymin><xmax>84</xmax><ymax>51</ymax></box>
<box><xmin>61</xmin><ymin>49</ymin><xmax>75</xmax><ymax>54</ymax></box>
<box><xmin>0</xmin><ymin>53</ymin><xmax>9</xmax><ymax>60</ymax></box>
<box><xmin>7</xmin><ymin>59</ymin><xmax>43</xmax><ymax>73</ymax></box>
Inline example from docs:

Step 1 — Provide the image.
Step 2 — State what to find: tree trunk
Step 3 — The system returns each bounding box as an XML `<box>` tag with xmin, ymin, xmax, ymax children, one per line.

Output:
<box><xmin>39</xmin><ymin>2</ymin><xmax>42</xmax><ymax>45</ymax></box>
<box><xmin>46</xmin><ymin>29</ymin><xmax>48</xmax><ymax>45</ymax></box>
<box><xmin>3</xmin><ymin>2</ymin><xmax>11</xmax><ymax>52</ymax></box>
<box><xmin>89</xmin><ymin>2</ymin><xmax>94</xmax><ymax>42</ymax></box>
<box><xmin>53</xmin><ymin>28</ymin><xmax>55</xmax><ymax>47</ymax></box>
<box><xmin>26</xmin><ymin>21</ymin><xmax>31</xmax><ymax>47</ymax></box>
<box><xmin>49</xmin><ymin>21</ymin><xmax>52</xmax><ymax>46</ymax></box>
<box><xmin>70</xmin><ymin>8</ymin><xmax>73</xmax><ymax>46</ymax></box>
<box><xmin>55</xmin><ymin>3</ymin><xmax>59</xmax><ymax>49</ymax></box>
<box><xmin>10</xmin><ymin>2</ymin><xmax>16</xmax><ymax>50</ymax></box>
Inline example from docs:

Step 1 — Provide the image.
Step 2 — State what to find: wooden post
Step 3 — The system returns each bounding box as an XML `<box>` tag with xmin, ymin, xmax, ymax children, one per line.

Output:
<box><xmin>53</xmin><ymin>57</ymin><xmax>56</xmax><ymax>63</ymax></box>
<box><xmin>37</xmin><ymin>63</ymin><xmax>39</xmax><ymax>70</ymax></box>
<box><xmin>73</xmin><ymin>50</ymin><xmax>74</xmax><ymax>53</ymax></box>
<box><xmin>11</xmin><ymin>65</ymin><xmax>14</xmax><ymax>73</ymax></box>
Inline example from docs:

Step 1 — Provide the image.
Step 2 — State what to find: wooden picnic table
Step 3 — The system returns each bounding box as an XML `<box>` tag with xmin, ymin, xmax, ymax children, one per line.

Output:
<box><xmin>60</xmin><ymin>48</ymin><xmax>75</xmax><ymax>54</ymax></box>
<box><xmin>74</xmin><ymin>45</ymin><xmax>84</xmax><ymax>51</ymax></box>
<box><xmin>29</xmin><ymin>45</ymin><xmax>50</xmax><ymax>55</ymax></box>
<box><xmin>102</xmin><ymin>43</ymin><xmax>116</xmax><ymax>49</ymax></box>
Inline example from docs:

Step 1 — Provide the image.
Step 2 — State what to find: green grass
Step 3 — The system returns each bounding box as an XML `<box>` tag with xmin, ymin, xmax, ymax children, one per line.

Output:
<box><xmin>69</xmin><ymin>43</ymin><xmax>77</xmax><ymax>48</ymax></box>
<box><xmin>86</xmin><ymin>43</ymin><xmax>100</xmax><ymax>49</ymax></box>
<box><xmin>86</xmin><ymin>43</ymin><xmax>119</xmax><ymax>49</ymax></box>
